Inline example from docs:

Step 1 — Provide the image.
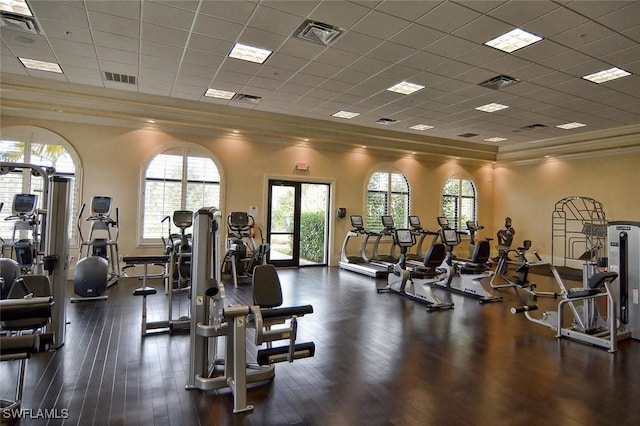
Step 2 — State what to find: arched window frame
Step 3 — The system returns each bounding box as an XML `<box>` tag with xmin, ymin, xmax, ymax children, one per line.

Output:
<box><xmin>365</xmin><ymin>167</ymin><xmax>411</xmax><ymax>233</ymax></box>
<box><xmin>139</xmin><ymin>142</ymin><xmax>222</xmax><ymax>246</ymax></box>
<box><xmin>0</xmin><ymin>126</ymin><xmax>82</xmax><ymax>246</ymax></box>
<box><xmin>441</xmin><ymin>175</ymin><xmax>477</xmax><ymax>230</ymax></box>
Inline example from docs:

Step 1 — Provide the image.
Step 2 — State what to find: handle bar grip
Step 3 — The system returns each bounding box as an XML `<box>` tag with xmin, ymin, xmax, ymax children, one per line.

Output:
<box><xmin>510</xmin><ymin>305</ymin><xmax>539</xmax><ymax>314</ymax></box>
<box><xmin>534</xmin><ymin>251</ymin><xmax>542</xmax><ymax>261</ymax></box>
<box><xmin>161</xmin><ymin>215</ymin><xmax>171</xmax><ymax>223</ymax></box>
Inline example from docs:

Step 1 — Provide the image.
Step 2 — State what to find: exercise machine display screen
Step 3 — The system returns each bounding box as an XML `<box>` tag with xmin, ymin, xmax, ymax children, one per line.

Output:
<box><xmin>442</xmin><ymin>229</ymin><xmax>459</xmax><ymax>245</ymax></box>
<box><xmin>351</xmin><ymin>215</ymin><xmax>364</xmax><ymax>229</ymax></box>
<box><xmin>437</xmin><ymin>216</ymin><xmax>449</xmax><ymax>228</ymax></box>
<box><xmin>230</xmin><ymin>211</ymin><xmax>249</xmax><ymax>227</ymax></box>
<box><xmin>91</xmin><ymin>196</ymin><xmax>112</xmax><ymax>216</ymax></box>
<box><xmin>13</xmin><ymin>194</ymin><xmax>37</xmax><ymax>215</ymax></box>
<box><xmin>409</xmin><ymin>216</ymin><xmax>421</xmax><ymax>228</ymax></box>
<box><xmin>173</xmin><ymin>210</ymin><xmax>193</xmax><ymax>228</ymax></box>
<box><xmin>382</xmin><ymin>215</ymin><xmax>394</xmax><ymax>229</ymax></box>
<box><xmin>395</xmin><ymin>229</ymin><xmax>413</xmax><ymax>246</ymax></box>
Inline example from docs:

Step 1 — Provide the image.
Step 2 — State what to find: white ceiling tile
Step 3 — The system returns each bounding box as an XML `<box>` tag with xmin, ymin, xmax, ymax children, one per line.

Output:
<box><xmin>423</xmin><ymin>35</ymin><xmax>476</xmax><ymax>57</ymax></box>
<box><xmin>265</xmin><ymin>52</ymin><xmax>310</xmax><ymax>72</ymax></box>
<box><xmin>178</xmin><ymin>63</ymin><xmax>216</xmax><ymax>79</ymax></box>
<box><xmin>96</xmin><ymin>46</ymin><xmax>139</xmax><ymax>66</ymax></box>
<box><xmin>85</xmin><ymin>0</ymin><xmax>142</xmax><ymax>19</ymax></box>
<box><xmin>99</xmin><ymin>60</ymin><xmax>137</xmax><ymax>76</ymax></box>
<box><xmin>487</xmin><ymin>0</ymin><xmax>560</xmax><ymax>26</ymax></box>
<box><xmin>261</xmin><ymin>1</ymin><xmax>321</xmax><ymax>17</ymax></box>
<box><xmin>29</xmin><ymin>1</ymin><xmax>90</xmax><ymax>27</ymax></box>
<box><xmin>139</xmin><ymin>67</ymin><xmax>177</xmax><ymax>83</ymax></box>
<box><xmin>255</xmin><ymin>66</ymin><xmax>295</xmax><ymax>82</ymax></box>
<box><xmin>349</xmin><ymin>56</ymin><xmax>392</xmax><ymax>74</ymax></box>
<box><xmin>563</xmin><ymin>0</ymin><xmax>634</xmax><ymax>19</ymax></box>
<box><xmin>88</xmin><ymin>12</ymin><xmax>140</xmax><ymax>39</ymax></box>
<box><xmin>278</xmin><ymin>38</ymin><xmax>326</xmax><ymax>60</ymax></box>
<box><xmin>141</xmin><ymin>23</ymin><xmax>189</xmax><ymax>47</ymax></box>
<box><xmin>212</xmin><ymin>70</ymin><xmax>251</xmax><ymax>85</ymax></box>
<box><xmin>142</xmin><ymin>1</ymin><xmax>195</xmax><ymax>30</ymax></box>
<box><xmin>192</xmin><ymin>15</ymin><xmax>244</xmax><ymax>41</ymax></box>
<box><xmin>595</xmin><ymin>2</ymin><xmax>640</xmax><ymax>32</ymax></box>
<box><xmin>309</xmin><ymin>1</ymin><xmax>372</xmax><ymax>30</ymax></box>
<box><xmin>237</xmin><ymin>27</ymin><xmax>288</xmax><ymax>52</ymax></box>
<box><xmin>333</xmin><ymin>68</ymin><xmax>372</xmax><ymax>85</ymax></box>
<box><xmin>56</xmin><ymin>53</ymin><xmax>99</xmax><ymax>69</ymax></box>
<box><xmin>301</xmin><ymin>61</ymin><xmax>342</xmax><ymax>78</ymax></box>
<box><xmin>576</xmin><ymin>34</ymin><xmax>637</xmax><ymax>58</ymax></box>
<box><xmin>36</xmin><ymin>21</ymin><xmax>91</xmax><ymax>43</ymax></box>
<box><xmin>198</xmin><ymin>0</ymin><xmax>257</xmax><ymax>24</ymax></box>
<box><xmin>92</xmin><ymin>31</ymin><xmax>139</xmax><ymax>53</ymax></box>
<box><xmin>522</xmin><ymin>7</ymin><xmax>589</xmax><ymax>38</ymax></box>
<box><xmin>454</xmin><ymin>15</ymin><xmax>512</xmax><ymax>44</ymax></box>
<box><xmin>551</xmin><ymin>22</ymin><xmax>616</xmax><ymax>49</ymax></box>
<box><xmin>417</xmin><ymin>2</ymin><xmax>482</xmax><ymax>33</ymax></box>
<box><xmin>248</xmin><ymin>5</ymin><xmax>303</xmax><ymax>36</ymax></box>
<box><xmin>314</xmin><ymin>48</ymin><xmax>360</xmax><ymax>67</ymax></box>
<box><xmin>330</xmin><ymin>31</ymin><xmax>383</xmax><ymax>55</ymax></box>
<box><xmin>140</xmin><ymin>40</ymin><xmax>183</xmax><ymax>61</ymax></box>
<box><xmin>390</xmin><ymin>23</ymin><xmax>445</xmax><ymax>50</ymax></box>
<box><xmin>375</xmin><ymin>0</ymin><xmax>442</xmax><ymax>21</ymax></box>
<box><xmin>151</xmin><ymin>1</ymin><xmax>200</xmax><ymax>12</ymax></box>
<box><xmin>367</xmin><ymin>41</ymin><xmax>415</xmax><ymax>63</ymax></box>
<box><xmin>454</xmin><ymin>45</ymin><xmax>504</xmax><ymax>67</ymax></box>
<box><xmin>183</xmin><ymin>50</ymin><xmax>225</xmax><ymax>68</ymax></box>
<box><xmin>429</xmin><ymin>60</ymin><xmax>476</xmax><ymax>78</ymax></box>
<box><xmin>351</xmin><ymin>10</ymin><xmax>410</xmax><ymax>39</ymax></box>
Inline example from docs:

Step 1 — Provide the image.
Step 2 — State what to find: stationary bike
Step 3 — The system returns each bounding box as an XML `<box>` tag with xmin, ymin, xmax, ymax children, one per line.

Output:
<box><xmin>378</xmin><ymin>228</ymin><xmax>454</xmax><ymax>311</ymax></box>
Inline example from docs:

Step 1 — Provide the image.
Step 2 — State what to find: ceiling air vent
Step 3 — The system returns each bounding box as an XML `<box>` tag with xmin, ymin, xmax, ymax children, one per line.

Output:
<box><xmin>0</xmin><ymin>12</ymin><xmax>41</xmax><ymax>34</ymax></box>
<box><xmin>294</xmin><ymin>19</ymin><xmax>344</xmax><ymax>46</ymax></box>
<box><xmin>375</xmin><ymin>118</ymin><xmax>398</xmax><ymax>125</ymax></box>
<box><xmin>521</xmin><ymin>123</ymin><xmax>548</xmax><ymax>130</ymax></box>
<box><xmin>458</xmin><ymin>132</ymin><xmax>479</xmax><ymax>138</ymax></box>
<box><xmin>104</xmin><ymin>72</ymin><xmax>136</xmax><ymax>85</ymax></box>
<box><xmin>232</xmin><ymin>93</ymin><xmax>261</xmax><ymax>104</ymax></box>
<box><xmin>478</xmin><ymin>74</ymin><xmax>520</xmax><ymax>90</ymax></box>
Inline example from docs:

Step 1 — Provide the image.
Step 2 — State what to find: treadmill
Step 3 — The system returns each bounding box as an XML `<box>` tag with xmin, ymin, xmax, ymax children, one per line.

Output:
<box><xmin>338</xmin><ymin>215</ymin><xmax>389</xmax><ymax>278</ymax></box>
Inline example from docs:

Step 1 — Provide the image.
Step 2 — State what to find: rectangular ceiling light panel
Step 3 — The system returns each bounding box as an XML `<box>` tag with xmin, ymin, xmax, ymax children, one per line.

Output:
<box><xmin>475</xmin><ymin>103</ymin><xmax>509</xmax><ymax>113</ymax></box>
<box><xmin>332</xmin><ymin>111</ymin><xmax>359</xmax><ymax>119</ymax></box>
<box><xmin>0</xmin><ymin>0</ymin><xmax>32</xmax><ymax>16</ymax></box>
<box><xmin>556</xmin><ymin>122</ymin><xmax>586</xmax><ymax>129</ymax></box>
<box><xmin>485</xmin><ymin>28</ymin><xmax>542</xmax><ymax>53</ymax></box>
<box><xmin>583</xmin><ymin>67</ymin><xmax>631</xmax><ymax>84</ymax></box>
<box><xmin>205</xmin><ymin>88</ymin><xmax>236</xmax><ymax>99</ymax></box>
<box><xmin>484</xmin><ymin>137</ymin><xmax>508</xmax><ymax>142</ymax></box>
<box><xmin>409</xmin><ymin>124</ymin><xmax>434</xmax><ymax>131</ymax></box>
<box><xmin>19</xmin><ymin>57</ymin><xmax>63</xmax><ymax>73</ymax></box>
<box><xmin>228</xmin><ymin>43</ymin><xmax>272</xmax><ymax>64</ymax></box>
<box><xmin>387</xmin><ymin>81</ymin><xmax>425</xmax><ymax>95</ymax></box>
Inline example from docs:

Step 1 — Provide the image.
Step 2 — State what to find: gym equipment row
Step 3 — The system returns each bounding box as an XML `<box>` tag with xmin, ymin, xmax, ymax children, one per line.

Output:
<box><xmin>186</xmin><ymin>208</ymin><xmax>315</xmax><ymax>413</ymax></box>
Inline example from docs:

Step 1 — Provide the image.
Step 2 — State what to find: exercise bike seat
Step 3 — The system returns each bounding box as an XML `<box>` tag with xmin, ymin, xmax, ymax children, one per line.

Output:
<box><xmin>412</xmin><ymin>243</ymin><xmax>447</xmax><ymax>278</ymax></box>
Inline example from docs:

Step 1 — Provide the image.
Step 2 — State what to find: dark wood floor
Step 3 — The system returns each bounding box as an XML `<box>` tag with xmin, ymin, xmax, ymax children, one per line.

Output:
<box><xmin>2</xmin><ymin>267</ymin><xmax>640</xmax><ymax>425</ymax></box>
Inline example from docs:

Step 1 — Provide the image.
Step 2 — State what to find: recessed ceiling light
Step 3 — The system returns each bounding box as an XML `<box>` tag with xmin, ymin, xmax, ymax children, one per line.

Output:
<box><xmin>228</xmin><ymin>42</ymin><xmax>272</xmax><ymax>64</ymax></box>
<box><xmin>361</xmin><ymin>145</ymin><xmax>367</xmax><ymax>149</ymax></box>
<box><xmin>303</xmin><ymin>138</ymin><xmax>309</xmax><ymax>142</ymax></box>
<box><xmin>18</xmin><ymin>57</ymin><xmax>63</xmax><ymax>73</ymax></box>
<box><xmin>475</xmin><ymin>103</ymin><xmax>509</xmax><ymax>113</ymax></box>
<box><xmin>583</xmin><ymin>67</ymin><xmax>631</xmax><ymax>84</ymax></box>
<box><xmin>387</xmin><ymin>81</ymin><xmax>425</xmax><ymax>95</ymax></box>
<box><xmin>204</xmin><ymin>88</ymin><xmax>236</xmax><ymax>99</ymax></box>
<box><xmin>332</xmin><ymin>110</ymin><xmax>359</xmax><ymax>119</ymax></box>
<box><xmin>556</xmin><ymin>122</ymin><xmax>586</xmax><ymax>129</ymax></box>
<box><xmin>146</xmin><ymin>119</ymin><xmax>156</xmax><ymax>124</ymax></box>
<box><xmin>485</xmin><ymin>28</ymin><xmax>542</xmax><ymax>53</ymax></box>
<box><xmin>484</xmin><ymin>137</ymin><xmax>508</xmax><ymax>142</ymax></box>
<box><xmin>232</xmin><ymin>130</ymin><xmax>240</xmax><ymax>134</ymax></box>
<box><xmin>409</xmin><ymin>124</ymin><xmax>434</xmax><ymax>131</ymax></box>
<box><xmin>0</xmin><ymin>0</ymin><xmax>33</xmax><ymax>16</ymax></box>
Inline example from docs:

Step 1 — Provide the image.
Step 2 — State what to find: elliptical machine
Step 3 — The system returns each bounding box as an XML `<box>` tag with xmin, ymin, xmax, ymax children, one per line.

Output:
<box><xmin>2</xmin><ymin>194</ymin><xmax>41</xmax><ymax>275</ymax></box>
<box><xmin>222</xmin><ymin>212</ymin><xmax>268</xmax><ymax>288</ymax></box>
<box><xmin>162</xmin><ymin>210</ymin><xmax>194</xmax><ymax>290</ymax></box>
<box><xmin>73</xmin><ymin>196</ymin><xmax>120</xmax><ymax>301</ymax></box>
<box><xmin>0</xmin><ymin>202</ymin><xmax>20</xmax><ymax>300</ymax></box>
<box><xmin>378</xmin><ymin>228</ymin><xmax>454</xmax><ymax>311</ymax></box>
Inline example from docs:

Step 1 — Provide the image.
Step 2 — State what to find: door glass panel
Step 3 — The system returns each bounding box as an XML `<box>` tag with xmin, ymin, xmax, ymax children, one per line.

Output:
<box><xmin>300</xmin><ymin>183</ymin><xmax>329</xmax><ymax>265</ymax></box>
<box><xmin>269</xmin><ymin>185</ymin><xmax>295</xmax><ymax>261</ymax></box>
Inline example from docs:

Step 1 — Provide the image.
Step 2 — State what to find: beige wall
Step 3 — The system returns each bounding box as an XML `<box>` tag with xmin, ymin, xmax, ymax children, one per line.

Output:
<box><xmin>1</xmin><ymin>116</ymin><xmax>495</xmax><ymax>266</ymax></box>
<box><xmin>493</xmin><ymin>152</ymin><xmax>640</xmax><ymax>262</ymax></box>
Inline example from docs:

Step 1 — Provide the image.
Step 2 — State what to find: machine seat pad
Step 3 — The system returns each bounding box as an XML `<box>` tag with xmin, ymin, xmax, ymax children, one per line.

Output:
<box><xmin>411</xmin><ymin>267</ymin><xmax>440</xmax><ymax>279</ymax></box>
<box><xmin>260</xmin><ymin>305</ymin><xmax>313</xmax><ymax>320</ymax></box>
<box><xmin>257</xmin><ymin>342</ymin><xmax>315</xmax><ymax>365</ymax></box>
<box><xmin>459</xmin><ymin>263</ymin><xmax>489</xmax><ymax>274</ymax></box>
<box><xmin>0</xmin><ymin>297</ymin><xmax>53</xmax><ymax>321</ymax></box>
<box><xmin>567</xmin><ymin>288</ymin><xmax>600</xmax><ymax>298</ymax></box>
<box><xmin>0</xmin><ymin>334</ymin><xmax>41</xmax><ymax>359</ymax></box>
<box><xmin>123</xmin><ymin>255</ymin><xmax>170</xmax><ymax>265</ymax></box>
<box><xmin>587</xmin><ymin>271</ymin><xmax>618</xmax><ymax>289</ymax></box>
<box><xmin>133</xmin><ymin>287</ymin><xmax>157</xmax><ymax>296</ymax></box>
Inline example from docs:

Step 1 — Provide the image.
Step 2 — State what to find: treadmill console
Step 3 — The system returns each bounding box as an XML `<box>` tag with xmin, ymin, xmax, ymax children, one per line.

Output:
<box><xmin>351</xmin><ymin>215</ymin><xmax>364</xmax><ymax>230</ymax></box>
<box><xmin>12</xmin><ymin>194</ymin><xmax>37</xmax><ymax>216</ymax></box>
<box><xmin>409</xmin><ymin>215</ymin><xmax>421</xmax><ymax>229</ymax></box>
<box><xmin>437</xmin><ymin>216</ymin><xmax>449</xmax><ymax>228</ymax></box>
<box><xmin>381</xmin><ymin>215</ymin><xmax>395</xmax><ymax>230</ymax></box>
<box><xmin>442</xmin><ymin>229</ymin><xmax>460</xmax><ymax>246</ymax></box>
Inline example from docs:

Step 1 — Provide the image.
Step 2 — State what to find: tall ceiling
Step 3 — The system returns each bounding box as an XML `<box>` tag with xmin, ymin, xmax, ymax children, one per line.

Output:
<box><xmin>1</xmin><ymin>0</ymin><xmax>639</xmax><ymax>153</ymax></box>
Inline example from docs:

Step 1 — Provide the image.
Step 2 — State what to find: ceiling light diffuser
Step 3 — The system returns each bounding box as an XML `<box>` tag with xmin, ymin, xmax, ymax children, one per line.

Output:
<box><xmin>556</xmin><ymin>122</ymin><xmax>586</xmax><ymax>129</ymax></box>
<box><xmin>0</xmin><ymin>0</ymin><xmax>32</xmax><ymax>16</ymax></box>
<box><xmin>582</xmin><ymin>67</ymin><xmax>631</xmax><ymax>84</ymax></box>
<box><xmin>409</xmin><ymin>124</ymin><xmax>434</xmax><ymax>131</ymax></box>
<box><xmin>485</xmin><ymin>28</ymin><xmax>542</xmax><ymax>53</ymax></box>
<box><xmin>204</xmin><ymin>88</ymin><xmax>236</xmax><ymax>100</ymax></box>
<box><xmin>18</xmin><ymin>57</ymin><xmax>63</xmax><ymax>73</ymax></box>
<box><xmin>484</xmin><ymin>137</ymin><xmax>508</xmax><ymax>142</ymax></box>
<box><xmin>228</xmin><ymin>43</ymin><xmax>272</xmax><ymax>64</ymax></box>
<box><xmin>475</xmin><ymin>103</ymin><xmax>509</xmax><ymax>113</ymax></box>
<box><xmin>332</xmin><ymin>111</ymin><xmax>360</xmax><ymax>119</ymax></box>
<box><xmin>387</xmin><ymin>81</ymin><xmax>425</xmax><ymax>95</ymax></box>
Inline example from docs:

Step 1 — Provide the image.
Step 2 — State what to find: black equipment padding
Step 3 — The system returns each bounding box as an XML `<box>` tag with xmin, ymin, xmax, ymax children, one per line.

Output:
<box><xmin>253</xmin><ymin>264</ymin><xmax>283</xmax><ymax>308</ymax></box>
<box><xmin>0</xmin><ymin>297</ymin><xmax>53</xmax><ymax>320</ymax></box>
<box><xmin>567</xmin><ymin>288</ymin><xmax>600</xmax><ymax>298</ymax></box>
<box><xmin>470</xmin><ymin>240</ymin><xmax>491</xmax><ymax>263</ymax></box>
<box><xmin>586</xmin><ymin>271</ymin><xmax>618</xmax><ymax>289</ymax></box>
<box><xmin>257</xmin><ymin>342</ymin><xmax>315</xmax><ymax>366</ymax></box>
<box><xmin>619</xmin><ymin>231</ymin><xmax>629</xmax><ymax>324</ymax></box>
<box><xmin>123</xmin><ymin>255</ymin><xmax>170</xmax><ymax>265</ymax></box>
<box><xmin>511</xmin><ymin>305</ymin><xmax>539</xmax><ymax>314</ymax></box>
<box><xmin>0</xmin><ymin>334</ymin><xmax>41</xmax><ymax>358</ymax></box>
<box><xmin>423</xmin><ymin>243</ymin><xmax>446</xmax><ymax>268</ymax></box>
<box><xmin>260</xmin><ymin>305</ymin><xmax>314</xmax><ymax>320</ymax></box>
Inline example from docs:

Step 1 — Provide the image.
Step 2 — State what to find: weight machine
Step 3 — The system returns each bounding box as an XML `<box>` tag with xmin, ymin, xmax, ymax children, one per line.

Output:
<box><xmin>186</xmin><ymin>208</ymin><xmax>315</xmax><ymax>414</ymax></box>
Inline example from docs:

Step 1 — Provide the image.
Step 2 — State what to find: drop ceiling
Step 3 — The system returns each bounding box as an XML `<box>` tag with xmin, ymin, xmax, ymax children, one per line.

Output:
<box><xmin>1</xmin><ymin>0</ymin><xmax>639</xmax><ymax>153</ymax></box>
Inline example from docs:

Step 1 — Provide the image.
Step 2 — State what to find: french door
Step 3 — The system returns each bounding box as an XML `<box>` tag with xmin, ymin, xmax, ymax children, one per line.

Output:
<box><xmin>267</xmin><ymin>180</ymin><xmax>330</xmax><ymax>267</ymax></box>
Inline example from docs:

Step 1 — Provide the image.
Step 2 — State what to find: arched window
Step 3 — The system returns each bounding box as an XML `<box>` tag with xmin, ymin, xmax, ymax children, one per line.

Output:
<box><xmin>442</xmin><ymin>176</ymin><xmax>477</xmax><ymax>230</ymax></box>
<box><xmin>141</xmin><ymin>143</ymin><xmax>221</xmax><ymax>243</ymax></box>
<box><xmin>0</xmin><ymin>126</ymin><xmax>81</xmax><ymax>243</ymax></box>
<box><xmin>366</xmin><ymin>169</ymin><xmax>410</xmax><ymax>232</ymax></box>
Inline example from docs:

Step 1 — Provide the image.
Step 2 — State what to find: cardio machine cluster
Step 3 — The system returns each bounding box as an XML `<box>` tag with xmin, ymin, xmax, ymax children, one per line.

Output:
<box><xmin>339</xmin><ymin>214</ymin><xmax>634</xmax><ymax>353</ymax></box>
